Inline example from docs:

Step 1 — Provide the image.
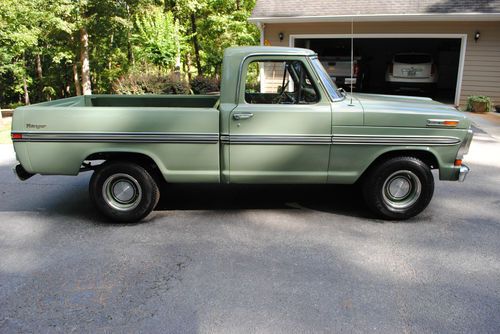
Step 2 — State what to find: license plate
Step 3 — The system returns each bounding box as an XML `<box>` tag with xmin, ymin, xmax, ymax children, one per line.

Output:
<box><xmin>402</xmin><ymin>68</ymin><xmax>421</xmax><ymax>77</ymax></box>
<box><xmin>345</xmin><ymin>78</ymin><xmax>357</xmax><ymax>84</ymax></box>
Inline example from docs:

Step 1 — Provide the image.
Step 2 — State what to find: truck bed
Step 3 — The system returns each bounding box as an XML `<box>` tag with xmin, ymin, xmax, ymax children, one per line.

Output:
<box><xmin>33</xmin><ymin>94</ymin><xmax>220</xmax><ymax>108</ymax></box>
<box><xmin>11</xmin><ymin>94</ymin><xmax>221</xmax><ymax>183</ymax></box>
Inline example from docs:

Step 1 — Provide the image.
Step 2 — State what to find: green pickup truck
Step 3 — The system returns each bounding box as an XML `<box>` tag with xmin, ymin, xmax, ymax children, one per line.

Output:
<box><xmin>11</xmin><ymin>46</ymin><xmax>473</xmax><ymax>222</ymax></box>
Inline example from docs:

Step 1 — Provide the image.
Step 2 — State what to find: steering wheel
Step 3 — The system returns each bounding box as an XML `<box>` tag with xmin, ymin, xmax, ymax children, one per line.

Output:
<box><xmin>273</xmin><ymin>80</ymin><xmax>296</xmax><ymax>104</ymax></box>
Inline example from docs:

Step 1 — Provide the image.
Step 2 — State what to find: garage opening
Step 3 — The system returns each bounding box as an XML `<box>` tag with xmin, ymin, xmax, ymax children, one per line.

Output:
<box><xmin>293</xmin><ymin>37</ymin><xmax>463</xmax><ymax>104</ymax></box>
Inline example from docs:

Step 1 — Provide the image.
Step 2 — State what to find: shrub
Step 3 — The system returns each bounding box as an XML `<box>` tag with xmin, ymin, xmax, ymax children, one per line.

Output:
<box><xmin>190</xmin><ymin>76</ymin><xmax>220</xmax><ymax>95</ymax></box>
<box><xmin>113</xmin><ymin>70</ymin><xmax>190</xmax><ymax>95</ymax></box>
<box><xmin>6</xmin><ymin>101</ymin><xmax>24</xmax><ymax>109</ymax></box>
<box><xmin>466</xmin><ymin>95</ymin><xmax>492</xmax><ymax>113</ymax></box>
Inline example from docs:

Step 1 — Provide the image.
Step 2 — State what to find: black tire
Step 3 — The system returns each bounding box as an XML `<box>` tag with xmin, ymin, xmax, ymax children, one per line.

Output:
<box><xmin>362</xmin><ymin>156</ymin><xmax>434</xmax><ymax>220</ymax></box>
<box><xmin>89</xmin><ymin>161</ymin><xmax>160</xmax><ymax>223</ymax></box>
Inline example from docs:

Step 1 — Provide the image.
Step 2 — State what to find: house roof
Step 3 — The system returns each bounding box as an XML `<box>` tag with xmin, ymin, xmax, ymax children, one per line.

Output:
<box><xmin>250</xmin><ymin>0</ymin><xmax>500</xmax><ymax>23</ymax></box>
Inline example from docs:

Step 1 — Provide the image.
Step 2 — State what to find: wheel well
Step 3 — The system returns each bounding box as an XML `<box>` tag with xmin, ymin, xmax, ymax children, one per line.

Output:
<box><xmin>359</xmin><ymin>149</ymin><xmax>439</xmax><ymax>182</ymax></box>
<box><xmin>84</xmin><ymin>152</ymin><xmax>163</xmax><ymax>181</ymax></box>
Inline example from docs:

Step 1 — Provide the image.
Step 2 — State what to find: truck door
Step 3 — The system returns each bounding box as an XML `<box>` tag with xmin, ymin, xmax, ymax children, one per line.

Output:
<box><xmin>227</xmin><ymin>56</ymin><xmax>332</xmax><ymax>183</ymax></box>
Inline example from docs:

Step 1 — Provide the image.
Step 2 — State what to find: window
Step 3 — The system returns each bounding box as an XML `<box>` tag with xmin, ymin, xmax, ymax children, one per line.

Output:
<box><xmin>245</xmin><ymin>60</ymin><xmax>320</xmax><ymax>104</ymax></box>
<box><xmin>394</xmin><ymin>54</ymin><xmax>432</xmax><ymax>64</ymax></box>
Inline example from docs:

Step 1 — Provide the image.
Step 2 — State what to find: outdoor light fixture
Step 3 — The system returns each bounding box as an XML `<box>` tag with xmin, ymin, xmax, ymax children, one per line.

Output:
<box><xmin>279</xmin><ymin>32</ymin><xmax>284</xmax><ymax>41</ymax></box>
<box><xmin>474</xmin><ymin>31</ymin><xmax>481</xmax><ymax>42</ymax></box>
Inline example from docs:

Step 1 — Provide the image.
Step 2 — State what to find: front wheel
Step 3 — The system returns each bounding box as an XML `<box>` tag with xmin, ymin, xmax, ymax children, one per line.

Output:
<box><xmin>362</xmin><ymin>157</ymin><xmax>434</xmax><ymax>220</ymax></box>
<box><xmin>90</xmin><ymin>162</ymin><xmax>160</xmax><ymax>223</ymax></box>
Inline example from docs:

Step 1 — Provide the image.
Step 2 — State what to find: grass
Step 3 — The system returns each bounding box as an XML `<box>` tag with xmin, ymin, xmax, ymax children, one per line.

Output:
<box><xmin>0</xmin><ymin>119</ymin><xmax>12</xmax><ymax>144</ymax></box>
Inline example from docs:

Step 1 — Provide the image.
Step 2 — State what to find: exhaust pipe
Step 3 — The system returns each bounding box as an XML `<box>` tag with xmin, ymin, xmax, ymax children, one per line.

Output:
<box><xmin>13</xmin><ymin>164</ymin><xmax>35</xmax><ymax>181</ymax></box>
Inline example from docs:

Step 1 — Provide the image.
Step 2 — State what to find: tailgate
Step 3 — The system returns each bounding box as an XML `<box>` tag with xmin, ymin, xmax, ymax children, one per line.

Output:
<box><xmin>393</xmin><ymin>63</ymin><xmax>431</xmax><ymax>78</ymax></box>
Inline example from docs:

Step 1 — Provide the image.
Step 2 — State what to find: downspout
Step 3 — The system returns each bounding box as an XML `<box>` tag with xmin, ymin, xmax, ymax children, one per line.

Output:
<box><xmin>257</xmin><ymin>21</ymin><xmax>265</xmax><ymax>46</ymax></box>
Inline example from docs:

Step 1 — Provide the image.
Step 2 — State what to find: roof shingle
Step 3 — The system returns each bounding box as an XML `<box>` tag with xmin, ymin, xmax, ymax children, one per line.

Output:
<box><xmin>251</xmin><ymin>0</ymin><xmax>500</xmax><ymax>18</ymax></box>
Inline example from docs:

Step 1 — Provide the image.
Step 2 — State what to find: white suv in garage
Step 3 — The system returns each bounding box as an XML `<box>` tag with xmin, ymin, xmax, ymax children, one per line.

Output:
<box><xmin>385</xmin><ymin>53</ymin><xmax>438</xmax><ymax>94</ymax></box>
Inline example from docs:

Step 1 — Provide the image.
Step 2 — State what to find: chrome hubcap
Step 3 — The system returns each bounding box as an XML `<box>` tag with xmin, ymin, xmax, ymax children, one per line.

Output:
<box><xmin>112</xmin><ymin>180</ymin><xmax>135</xmax><ymax>203</ymax></box>
<box><xmin>387</xmin><ymin>177</ymin><xmax>411</xmax><ymax>199</ymax></box>
<box><xmin>102</xmin><ymin>173</ymin><xmax>142</xmax><ymax>211</ymax></box>
<box><xmin>382</xmin><ymin>170</ymin><xmax>421</xmax><ymax>211</ymax></box>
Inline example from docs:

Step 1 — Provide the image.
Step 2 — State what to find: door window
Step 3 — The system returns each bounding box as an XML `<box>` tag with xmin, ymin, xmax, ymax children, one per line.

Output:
<box><xmin>245</xmin><ymin>60</ymin><xmax>320</xmax><ymax>104</ymax></box>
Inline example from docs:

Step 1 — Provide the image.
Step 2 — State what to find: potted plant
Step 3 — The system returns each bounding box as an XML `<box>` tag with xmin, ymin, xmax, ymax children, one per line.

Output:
<box><xmin>467</xmin><ymin>95</ymin><xmax>492</xmax><ymax>113</ymax></box>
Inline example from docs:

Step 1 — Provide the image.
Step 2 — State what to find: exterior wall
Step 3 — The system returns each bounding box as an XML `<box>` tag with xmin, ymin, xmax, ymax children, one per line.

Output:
<box><xmin>261</xmin><ymin>21</ymin><xmax>500</xmax><ymax>107</ymax></box>
<box><xmin>262</xmin><ymin>61</ymin><xmax>286</xmax><ymax>93</ymax></box>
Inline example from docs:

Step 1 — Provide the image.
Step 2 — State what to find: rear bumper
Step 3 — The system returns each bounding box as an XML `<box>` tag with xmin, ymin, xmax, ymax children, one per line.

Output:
<box><xmin>385</xmin><ymin>74</ymin><xmax>437</xmax><ymax>84</ymax></box>
<box><xmin>458</xmin><ymin>164</ymin><xmax>470</xmax><ymax>182</ymax></box>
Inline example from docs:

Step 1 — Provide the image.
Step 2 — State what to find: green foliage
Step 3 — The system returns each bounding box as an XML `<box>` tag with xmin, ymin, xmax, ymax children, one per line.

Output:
<box><xmin>198</xmin><ymin>0</ymin><xmax>259</xmax><ymax>75</ymax></box>
<box><xmin>0</xmin><ymin>0</ymin><xmax>259</xmax><ymax>107</ymax></box>
<box><xmin>113</xmin><ymin>68</ymin><xmax>190</xmax><ymax>94</ymax></box>
<box><xmin>467</xmin><ymin>95</ymin><xmax>492</xmax><ymax>112</ymax></box>
<box><xmin>132</xmin><ymin>7</ymin><xmax>183</xmax><ymax>68</ymax></box>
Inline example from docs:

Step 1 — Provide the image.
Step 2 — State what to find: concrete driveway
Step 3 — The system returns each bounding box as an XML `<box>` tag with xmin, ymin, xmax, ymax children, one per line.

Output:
<box><xmin>0</xmin><ymin>118</ymin><xmax>499</xmax><ymax>333</ymax></box>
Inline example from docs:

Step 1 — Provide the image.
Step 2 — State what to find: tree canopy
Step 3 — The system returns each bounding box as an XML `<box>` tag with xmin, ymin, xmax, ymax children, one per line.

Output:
<box><xmin>0</xmin><ymin>0</ymin><xmax>258</xmax><ymax>107</ymax></box>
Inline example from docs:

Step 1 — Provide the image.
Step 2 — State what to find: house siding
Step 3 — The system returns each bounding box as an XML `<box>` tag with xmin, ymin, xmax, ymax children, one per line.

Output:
<box><xmin>261</xmin><ymin>21</ymin><xmax>500</xmax><ymax>107</ymax></box>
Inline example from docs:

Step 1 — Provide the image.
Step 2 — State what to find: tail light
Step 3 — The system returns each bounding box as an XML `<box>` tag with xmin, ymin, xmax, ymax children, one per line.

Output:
<box><xmin>11</xmin><ymin>133</ymin><xmax>23</xmax><ymax>140</ymax></box>
<box><xmin>353</xmin><ymin>63</ymin><xmax>360</xmax><ymax>77</ymax></box>
<box><xmin>388</xmin><ymin>63</ymin><xmax>394</xmax><ymax>74</ymax></box>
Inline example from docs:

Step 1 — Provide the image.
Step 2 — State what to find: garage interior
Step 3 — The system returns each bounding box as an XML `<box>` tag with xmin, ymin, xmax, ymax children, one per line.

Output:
<box><xmin>294</xmin><ymin>37</ymin><xmax>462</xmax><ymax>104</ymax></box>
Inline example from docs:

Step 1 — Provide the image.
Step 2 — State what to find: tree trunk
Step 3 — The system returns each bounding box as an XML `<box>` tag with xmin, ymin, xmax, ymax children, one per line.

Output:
<box><xmin>64</xmin><ymin>63</ymin><xmax>71</xmax><ymax>97</ymax></box>
<box><xmin>190</xmin><ymin>13</ymin><xmax>202</xmax><ymax>76</ymax></box>
<box><xmin>126</xmin><ymin>3</ymin><xmax>135</xmax><ymax>65</ymax></box>
<box><xmin>236</xmin><ymin>0</ymin><xmax>240</xmax><ymax>10</ymax></box>
<box><xmin>185</xmin><ymin>53</ymin><xmax>192</xmax><ymax>81</ymax></box>
<box><xmin>35</xmin><ymin>53</ymin><xmax>43</xmax><ymax>79</ymax></box>
<box><xmin>72</xmin><ymin>62</ymin><xmax>82</xmax><ymax>96</ymax></box>
<box><xmin>80</xmin><ymin>27</ymin><xmax>92</xmax><ymax>95</ymax></box>
<box><xmin>127</xmin><ymin>31</ymin><xmax>135</xmax><ymax>65</ymax></box>
<box><xmin>108</xmin><ymin>33</ymin><xmax>114</xmax><ymax>70</ymax></box>
<box><xmin>23</xmin><ymin>76</ymin><xmax>30</xmax><ymax>105</ymax></box>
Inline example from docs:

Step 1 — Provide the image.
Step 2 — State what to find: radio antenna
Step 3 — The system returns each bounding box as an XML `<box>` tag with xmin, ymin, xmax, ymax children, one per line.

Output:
<box><xmin>349</xmin><ymin>16</ymin><xmax>354</xmax><ymax>105</ymax></box>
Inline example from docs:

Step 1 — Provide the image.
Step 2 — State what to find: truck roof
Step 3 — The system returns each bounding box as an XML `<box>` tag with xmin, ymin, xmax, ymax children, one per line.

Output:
<box><xmin>224</xmin><ymin>46</ymin><xmax>316</xmax><ymax>57</ymax></box>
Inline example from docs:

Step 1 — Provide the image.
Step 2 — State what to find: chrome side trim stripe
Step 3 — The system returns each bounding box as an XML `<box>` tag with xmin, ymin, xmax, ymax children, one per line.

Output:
<box><xmin>222</xmin><ymin>134</ymin><xmax>461</xmax><ymax>146</ymax></box>
<box><xmin>223</xmin><ymin>135</ymin><xmax>331</xmax><ymax>145</ymax></box>
<box><xmin>332</xmin><ymin>135</ymin><xmax>461</xmax><ymax>146</ymax></box>
<box><xmin>13</xmin><ymin>131</ymin><xmax>461</xmax><ymax>146</ymax></box>
<box><xmin>12</xmin><ymin>131</ymin><xmax>219</xmax><ymax>143</ymax></box>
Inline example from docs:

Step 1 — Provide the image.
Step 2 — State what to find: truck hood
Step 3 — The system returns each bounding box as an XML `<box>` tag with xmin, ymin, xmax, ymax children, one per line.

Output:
<box><xmin>352</xmin><ymin>93</ymin><xmax>471</xmax><ymax>129</ymax></box>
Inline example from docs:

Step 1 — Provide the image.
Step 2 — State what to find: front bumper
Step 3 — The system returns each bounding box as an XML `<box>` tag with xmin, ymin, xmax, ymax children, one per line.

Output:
<box><xmin>458</xmin><ymin>164</ymin><xmax>470</xmax><ymax>182</ymax></box>
<box><xmin>13</xmin><ymin>164</ymin><xmax>34</xmax><ymax>181</ymax></box>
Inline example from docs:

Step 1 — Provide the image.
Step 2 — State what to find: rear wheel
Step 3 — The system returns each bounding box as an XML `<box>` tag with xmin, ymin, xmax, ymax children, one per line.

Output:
<box><xmin>90</xmin><ymin>162</ymin><xmax>160</xmax><ymax>223</ymax></box>
<box><xmin>362</xmin><ymin>157</ymin><xmax>434</xmax><ymax>220</ymax></box>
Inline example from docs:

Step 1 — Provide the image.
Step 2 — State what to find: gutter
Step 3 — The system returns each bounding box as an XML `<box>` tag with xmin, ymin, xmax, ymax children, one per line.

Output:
<box><xmin>249</xmin><ymin>12</ymin><xmax>500</xmax><ymax>24</ymax></box>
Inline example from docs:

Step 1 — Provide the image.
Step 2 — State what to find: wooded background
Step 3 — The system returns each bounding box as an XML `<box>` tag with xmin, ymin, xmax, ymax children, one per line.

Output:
<box><xmin>0</xmin><ymin>0</ymin><xmax>258</xmax><ymax>107</ymax></box>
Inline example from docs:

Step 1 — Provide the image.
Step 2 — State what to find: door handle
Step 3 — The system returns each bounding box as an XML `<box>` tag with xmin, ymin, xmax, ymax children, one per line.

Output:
<box><xmin>233</xmin><ymin>113</ymin><xmax>254</xmax><ymax>120</ymax></box>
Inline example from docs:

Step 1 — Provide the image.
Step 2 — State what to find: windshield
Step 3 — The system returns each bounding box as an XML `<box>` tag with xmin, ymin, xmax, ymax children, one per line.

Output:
<box><xmin>310</xmin><ymin>57</ymin><xmax>342</xmax><ymax>100</ymax></box>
